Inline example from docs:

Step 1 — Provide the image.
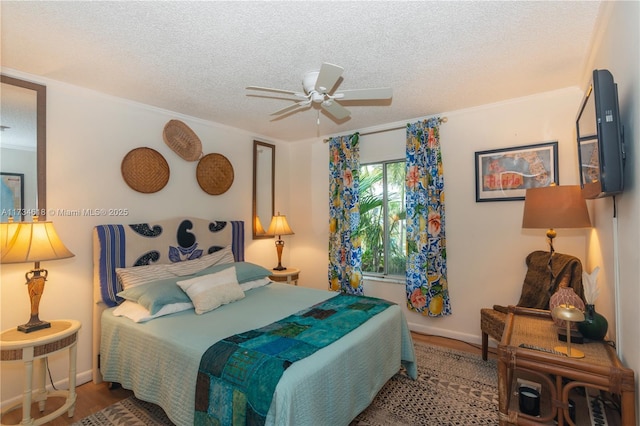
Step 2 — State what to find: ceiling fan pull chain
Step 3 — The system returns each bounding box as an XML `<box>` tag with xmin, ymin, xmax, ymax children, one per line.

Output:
<box><xmin>317</xmin><ymin>109</ymin><xmax>320</xmax><ymax>126</ymax></box>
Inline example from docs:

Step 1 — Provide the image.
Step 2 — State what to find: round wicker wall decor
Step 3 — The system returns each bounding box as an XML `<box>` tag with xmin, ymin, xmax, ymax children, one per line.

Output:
<box><xmin>163</xmin><ymin>119</ymin><xmax>203</xmax><ymax>161</ymax></box>
<box><xmin>196</xmin><ymin>153</ymin><xmax>234</xmax><ymax>195</ymax></box>
<box><xmin>121</xmin><ymin>147</ymin><xmax>170</xmax><ymax>193</ymax></box>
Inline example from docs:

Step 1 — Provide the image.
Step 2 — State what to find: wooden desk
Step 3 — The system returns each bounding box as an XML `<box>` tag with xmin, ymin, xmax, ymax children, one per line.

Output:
<box><xmin>497</xmin><ymin>307</ymin><xmax>635</xmax><ymax>425</ymax></box>
<box><xmin>1</xmin><ymin>320</ymin><xmax>81</xmax><ymax>426</ymax></box>
<box><xmin>269</xmin><ymin>267</ymin><xmax>300</xmax><ymax>285</ymax></box>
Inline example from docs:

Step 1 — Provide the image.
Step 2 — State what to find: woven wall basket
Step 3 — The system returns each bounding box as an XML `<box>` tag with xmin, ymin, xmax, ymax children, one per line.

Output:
<box><xmin>196</xmin><ymin>153</ymin><xmax>234</xmax><ymax>195</ymax></box>
<box><xmin>121</xmin><ymin>147</ymin><xmax>170</xmax><ymax>193</ymax></box>
<box><xmin>163</xmin><ymin>119</ymin><xmax>203</xmax><ymax>161</ymax></box>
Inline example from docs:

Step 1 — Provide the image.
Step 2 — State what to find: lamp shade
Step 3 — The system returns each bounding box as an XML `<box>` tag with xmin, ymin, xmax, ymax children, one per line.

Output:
<box><xmin>1</xmin><ymin>219</ymin><xmax>74</xmax><ymax>264</ymax></box>
<box><xmin>552</xmin><ymin>304</ymin><xmax>585</xmax><ymax>323</ymax></box>
<box><xmin>522</xmin><ymin>185</ymin><xmax>591</xmax><ymax>230</ymax></box>
<box><xmin>0</xmin><ymin>218</ymin><xmax>20</xmax><ymax>251</ymax></box>
<box><xmin>266</xmin><ymin>213</ymin><xmax>294</xmax><ymax>237</ymax></box>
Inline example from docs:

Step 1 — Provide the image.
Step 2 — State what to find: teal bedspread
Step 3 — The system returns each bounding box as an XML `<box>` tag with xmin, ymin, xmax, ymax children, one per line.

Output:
<box><xmin>195</xmin><ymin>294</ymin><xmax>393</xmax><ymax>425</ymax></box>
<box><xmin>100</xmin><ymin>283</ymin><xmax>416</xmax><ymax>425</ymax></box>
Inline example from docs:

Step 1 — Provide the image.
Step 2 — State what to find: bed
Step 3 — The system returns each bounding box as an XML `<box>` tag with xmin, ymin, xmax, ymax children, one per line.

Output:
<box><xmin>92</xmin><ymin>217</ymin><xmax>416</xmax><ymax>425</ymax></box>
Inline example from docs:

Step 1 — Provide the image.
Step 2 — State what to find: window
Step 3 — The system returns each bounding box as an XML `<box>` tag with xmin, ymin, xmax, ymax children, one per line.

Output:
<box><xmin>359</xmin><ymin>160</ymin><xmax>406</xmax><ymax>277</ymax></box>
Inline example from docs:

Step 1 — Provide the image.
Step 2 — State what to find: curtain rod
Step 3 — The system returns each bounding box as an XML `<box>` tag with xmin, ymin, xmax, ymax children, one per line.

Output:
<box><xmin>323</xmin><ymin>116</ymin><xmax>447</xmax><ymax>143</ymax></box>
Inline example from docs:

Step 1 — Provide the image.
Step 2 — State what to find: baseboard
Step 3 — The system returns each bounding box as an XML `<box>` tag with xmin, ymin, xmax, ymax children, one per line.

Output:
<box><xmin>408</xmin><ymin>322</ymin><xmax>484</xmax><ymax>346</ymax></box>
<box><xmin>0</xmin><ymin>369</ymin><xmax>93</xmax><ymax>410</ymax></box>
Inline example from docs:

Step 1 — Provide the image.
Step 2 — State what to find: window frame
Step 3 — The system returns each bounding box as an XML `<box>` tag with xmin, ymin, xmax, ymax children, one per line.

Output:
<box><xmin>359</xmin><ymin>158</ymin><xmax>406</xmax><ymax>279</ymax></box>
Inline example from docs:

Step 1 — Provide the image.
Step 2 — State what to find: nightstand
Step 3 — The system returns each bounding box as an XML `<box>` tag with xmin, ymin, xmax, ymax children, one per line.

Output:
<box><xmin>497</xmin><ymin>307</ymin><xmax>635</xmax><ymax>425</ymax></box>
<box><xmin>1</xmin><ymin>319</ymin><xmax>81</xmax><ymax>426</ymax></box>
<box><xmin>269</xmin><ymin>267</ymin><xmax>300</xmax><ymax>285</ymax></box>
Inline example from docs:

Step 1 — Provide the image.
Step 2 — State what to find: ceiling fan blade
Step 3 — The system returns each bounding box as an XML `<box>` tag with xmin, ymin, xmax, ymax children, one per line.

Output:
<box><xmin>321</xmin><ymin>100</ymin><xmax>351</xmax><ymax>120</ymax></box>
<box><xmin>246</xmin><ymin>86</ymin><xmax>307</xmax><ymax>98</ymax></box>
<box><xmin>270</xmin><ymin>104</ymin><xmax>311</xmax><ymax>121</ymax></box>
<box><xmin>270</xmin><ymin>100</ymin><xmax>311</xmax><ymax>116</ymax></box>
<box><xmin>315</xmin><ymin>63</ymin><xmax>344</xmax><ymax>94</ymax></box>
<box><xmin>334</xmin><ymin>87</ymin><xmax>393</xmax><ymax>101</ymax></box>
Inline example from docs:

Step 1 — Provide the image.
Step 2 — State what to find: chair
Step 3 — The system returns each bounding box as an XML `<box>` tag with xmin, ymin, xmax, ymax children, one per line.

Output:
<box><xmin>480</xmin><ymin>250</ymin><xmax>585</xmax><ymax>360</ymax></box>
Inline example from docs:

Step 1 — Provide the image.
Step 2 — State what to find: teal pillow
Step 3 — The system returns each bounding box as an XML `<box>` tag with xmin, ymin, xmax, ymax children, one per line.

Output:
<box><xmin>117</xmin><ymin>278</ymin><xmax>190</xmax><ymax>315</ymax></box>
<box><xmin>198</xmin><ymin>262</ymin><xmax>272</xmax><ymax>283</ymax></box>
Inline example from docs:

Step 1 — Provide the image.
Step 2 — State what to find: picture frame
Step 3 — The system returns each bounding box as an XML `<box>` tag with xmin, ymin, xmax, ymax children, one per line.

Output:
<box><xmin>475</xmin><ymin>141</ymin><xmax>558</xmax><ymax>202</ymax></box>
<box><xmin>1</xmin><ymin>172</ymin><xmax>25</xmax><ymax>220</ymax></box>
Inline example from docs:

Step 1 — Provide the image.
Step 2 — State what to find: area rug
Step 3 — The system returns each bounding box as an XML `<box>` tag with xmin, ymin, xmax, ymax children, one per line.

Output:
<box><xmin>73</xmin><ymin>342</ymin><xmax>498</xmax><ymax>426</ymax></box>
<box><xmin>71</xmin><ymin>394</ymin><xmax>172</xmax><ymax>425</ymax></box>
<box><xmin>351</xmin><ymin>343</ymin><xmax>499</xmax><ymax>425</ymax></box>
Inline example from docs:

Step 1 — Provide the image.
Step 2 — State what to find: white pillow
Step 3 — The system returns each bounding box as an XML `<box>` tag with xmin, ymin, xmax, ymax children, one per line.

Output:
<box><xmin>116</xmin><ymin>263</ymin><xmax>174</xmax><ymax>290</ymax></box>
<box><xmin>166</xmin><ymin>246</ymin><xmax>235</xmax><ymax>276</ymax></box>
<box><xmin>239</xmin><ymin>277</ymin><xmax>272</xmax><ymax>292</ymax></box>
<box><xmin>177</xmin><ymin>266</ymin><xmax>245</xmax><ymax>314</ymax></box>
<box><xmin>112</xmin><ymin>300</ymin><xmax>193</xmax><ymax>323</ymax></box>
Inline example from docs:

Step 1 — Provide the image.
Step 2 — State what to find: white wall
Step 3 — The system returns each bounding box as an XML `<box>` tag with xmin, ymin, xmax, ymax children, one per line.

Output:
<box><xmin>290</xmin><ymin>87</ymin><xmax>589</xmax><ymax>343</ymax></box>
<box><xmin>581</xmin><ymin>0</ymin><xmax>639</xmax><ymax>414</ymax></box>
<box><xmin>0</xmin><ymin>72</ymin><xmax>291</xmax><ymax>405</ymax></box>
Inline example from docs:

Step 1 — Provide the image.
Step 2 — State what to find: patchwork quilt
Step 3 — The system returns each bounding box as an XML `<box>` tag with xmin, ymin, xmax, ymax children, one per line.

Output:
<box><xmin>195</xmin><ymin>294</ymin><xmax>394</xmax><ymax>425</ymax></box>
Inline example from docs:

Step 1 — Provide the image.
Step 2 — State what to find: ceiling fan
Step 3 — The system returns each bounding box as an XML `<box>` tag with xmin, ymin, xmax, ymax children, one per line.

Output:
<box><xmin>246</xmin><ymin>62</ymin><xmax>392</xmax><ymax>121</ymax></box>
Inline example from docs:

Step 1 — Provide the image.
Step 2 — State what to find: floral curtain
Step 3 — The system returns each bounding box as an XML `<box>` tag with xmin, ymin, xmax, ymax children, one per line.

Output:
<box><xmin>405</xmin><ymin>118</ymin><xmax>451</xmax><ymax>316</ymax></box>
<box><xmin>328</xmin><ymin>133</ymin><xmax>363</xmax><ymax>295</ymax></box>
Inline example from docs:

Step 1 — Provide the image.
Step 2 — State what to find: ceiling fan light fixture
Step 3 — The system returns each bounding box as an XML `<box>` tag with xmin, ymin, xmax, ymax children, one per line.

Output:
<box><xmin>302</xmin><ymin>71</ymin><xmax>320</xmax><ymax>94</ymax></box>
<box><xmin>247</xmin><ymin>62</ymin><xmax>393</xmax><ymax>121</ymax></box>
<box><xmin>311</xmin><ymin>92</ymin><xmax>325</xmax><ymax>103</ymax></box>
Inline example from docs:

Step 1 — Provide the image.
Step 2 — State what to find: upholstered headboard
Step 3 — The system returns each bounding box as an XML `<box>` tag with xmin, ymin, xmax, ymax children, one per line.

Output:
<box><xmin>92</xmin><ymin>217</ymin><xmax>244</xmax><ymax>383</ymax></box>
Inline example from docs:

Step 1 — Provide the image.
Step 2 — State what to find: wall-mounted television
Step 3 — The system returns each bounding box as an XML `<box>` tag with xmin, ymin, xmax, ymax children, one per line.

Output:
<box><xmin>576</xmin><ymin>69</ymin><xmax>625</xmax><ymax>199</ymax></box>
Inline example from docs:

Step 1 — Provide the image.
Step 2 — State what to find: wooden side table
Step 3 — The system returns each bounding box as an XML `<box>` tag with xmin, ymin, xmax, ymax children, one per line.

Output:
<box><xmin>0</xmin><ymin>319</ymin><xmax>81</xmax><ymax>426</ymax></box>
<box><xmin>497</xmin><ymin>307</ymin><xmax>635</xmax><ymax>425</ymax></box>
<box><xmin>269</xmin><ymin>267</ymin><xmax>300</xmax><ymax>285</ymax></box>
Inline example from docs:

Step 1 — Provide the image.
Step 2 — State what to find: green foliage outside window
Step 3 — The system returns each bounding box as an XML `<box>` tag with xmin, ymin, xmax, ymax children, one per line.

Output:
<box><xmin>359</xmin><ymin>161</ymin><xmax>406</xmax><ymax>276</ymax></box>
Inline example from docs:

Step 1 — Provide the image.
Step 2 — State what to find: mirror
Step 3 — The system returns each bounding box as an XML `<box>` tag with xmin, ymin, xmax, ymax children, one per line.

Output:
<box><xmin>253</xmin><ymin>140</ymin><xmax>274</xmax><ymax>239</ymax></box>
<box><xmin>0</xmin><ymin>75</ymin><xmax>46</xmax><ymax>221</ymax></box>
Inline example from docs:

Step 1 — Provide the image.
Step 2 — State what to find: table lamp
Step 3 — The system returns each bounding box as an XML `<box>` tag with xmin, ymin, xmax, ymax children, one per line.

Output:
<box><xmin>1</xmin><ymin>217</ymin><xmax>74</xmax><ymax>333</ymax></box>
<box><xmin>522</xmin><ymin>185</ymin><xmax>591</xmax><ymax>255</ymax></box>
<box><xmin>522</xmin><ymin>185</ymin><xmax>591</xmax><ymax>292</ymax></box>
<box><xmin>552</xmin><ymin>304</ymin><xmax>585</xmax><ymax>358</ymax></box>
<box><xmin>265</xmin><ymin>212</ymin><xmax>294</xmax><ymax>271</ymax></box>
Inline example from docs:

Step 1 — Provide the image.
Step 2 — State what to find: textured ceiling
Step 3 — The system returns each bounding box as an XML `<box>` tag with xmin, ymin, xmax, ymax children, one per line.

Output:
<box><xmin>1</xmin><ymin>1</ymin><xmax>603</xmax><ymax>142</ymax></box>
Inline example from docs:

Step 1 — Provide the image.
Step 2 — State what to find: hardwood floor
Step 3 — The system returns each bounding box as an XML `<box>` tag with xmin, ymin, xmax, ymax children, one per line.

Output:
<box><xmin>0</xmin><ymin>332</ymin><xmax>496</xmax><ymax>425</ymax></box>
<box><xmin>0</xmin><ymin>382</ymin><xmax>133</xmax><ymax>425</ymax></box>
<box><xmin>411</xmin><ymin>332</ymin><xmax>497</xmax><ymax>358</ymax></box>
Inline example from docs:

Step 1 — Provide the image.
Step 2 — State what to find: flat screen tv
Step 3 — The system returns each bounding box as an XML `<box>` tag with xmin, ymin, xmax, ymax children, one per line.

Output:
<box><xmin>576</xmin><ymin>69</ymin><xmax>625</xmax><ymax>199</ymax></box>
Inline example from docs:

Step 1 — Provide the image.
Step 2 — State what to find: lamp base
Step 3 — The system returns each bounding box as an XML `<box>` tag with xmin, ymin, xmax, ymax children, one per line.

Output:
<box><xmin>19</xmin><ymin>271</ymin><xmax>50</xmax><ymax>333</ymax></box>
<box><xmin>554</xmin><ymin>345</ymin><xmax>584</xmax><ymax>359</ymax></box>
<box><xmin>18</xmin><ymin>319</ymin><xmax>51</xmax><ymax>333</ymax></box>
<box><xmin>273</xmin><ymin>238</ymin><xmax>286</xmax><ymax>271</ymax></box>
<box><xmin>557</xmin><ymin>328</ymin><xmax>584</xmax><ymax>344</ymax></box>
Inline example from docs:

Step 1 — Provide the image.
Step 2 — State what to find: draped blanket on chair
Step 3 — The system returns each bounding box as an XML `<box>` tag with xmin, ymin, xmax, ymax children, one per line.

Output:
<box><xmin>195</xmin><ymin>294</ymin><xmax>394</xmax><ymax>425</ymax></box>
